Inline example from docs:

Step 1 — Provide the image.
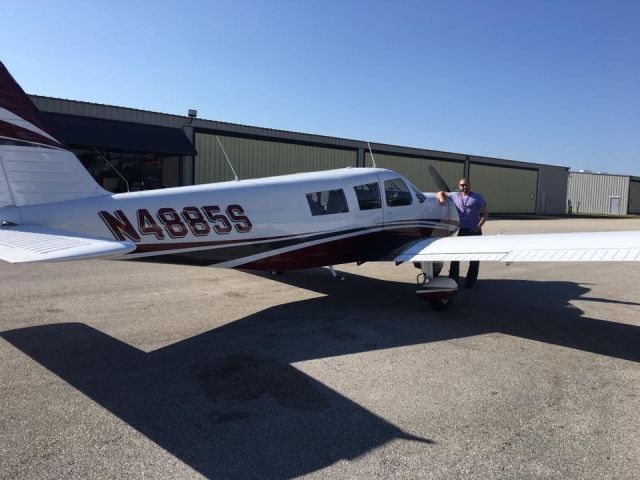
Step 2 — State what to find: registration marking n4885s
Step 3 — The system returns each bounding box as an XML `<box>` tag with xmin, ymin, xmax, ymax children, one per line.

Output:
<box><xmin>98</xmin><ymin>205</ymin><xmax>253</xmax><ymax>242</ymax></box>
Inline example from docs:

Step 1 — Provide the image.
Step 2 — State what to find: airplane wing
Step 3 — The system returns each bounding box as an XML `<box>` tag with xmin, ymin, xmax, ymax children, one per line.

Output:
<box><xmin>396</xmin><ymin>231</ymin><xmax>640</xmax><ymax>263</ymax></box>
<box><xmin>0</xmin><ymin>225</ymin><xmax>135</xmax><ymax>263</ymax></box>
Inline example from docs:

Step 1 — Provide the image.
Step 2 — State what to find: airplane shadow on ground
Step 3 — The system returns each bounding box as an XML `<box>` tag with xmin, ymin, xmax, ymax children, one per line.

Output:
<box><xmin>2</xmin><ymin>269</ymin><xmax>640</xmax><ymax>479</ymax></box>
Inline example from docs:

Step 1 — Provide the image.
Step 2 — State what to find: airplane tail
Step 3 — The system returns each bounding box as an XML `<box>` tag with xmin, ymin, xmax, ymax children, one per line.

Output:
<box><xmin>0</xmin><ymin>61</ymin><xmax>106</xmax><ymax>209</ymax></box>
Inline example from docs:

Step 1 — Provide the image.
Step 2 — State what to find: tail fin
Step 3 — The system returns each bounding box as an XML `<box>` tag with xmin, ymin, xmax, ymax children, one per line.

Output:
<box><xmin>0</xmin><ymin>62</ymin><xmax>106</xmax><ymax>207</ymax></box>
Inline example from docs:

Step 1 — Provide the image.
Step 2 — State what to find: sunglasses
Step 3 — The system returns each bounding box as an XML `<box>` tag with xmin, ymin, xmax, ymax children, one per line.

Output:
<box><xmin>459</xmin><ymin>184</ymin><xmax>469</xmax><ymax>187</ymax></box>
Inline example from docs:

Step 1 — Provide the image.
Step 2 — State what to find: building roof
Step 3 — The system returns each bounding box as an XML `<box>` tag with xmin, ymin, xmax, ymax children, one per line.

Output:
<box><xmin>44</xmin><ymin>112</ymin><xmax>197</xmax><ymax>156</ymax></box>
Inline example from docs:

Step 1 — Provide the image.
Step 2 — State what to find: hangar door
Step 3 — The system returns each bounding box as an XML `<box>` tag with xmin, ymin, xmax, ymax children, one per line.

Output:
<box><xmin>364</xmin><ymin>152</ymin><xmax>464</xmax><ymax>192</ymax></box>
<box><xmin>629</xmin><ymin>180</ymin><xmax>640</xmax><ymax>214</ymax></box>
<box><xmin>470</xmin><ymin>163</ymin><xmax>537</xmax><ymax>213</ymax></box>
<box><xmin>195</xmin><ymin>133</ymin><xmax>357</xmax><ymax>184</ymax></box>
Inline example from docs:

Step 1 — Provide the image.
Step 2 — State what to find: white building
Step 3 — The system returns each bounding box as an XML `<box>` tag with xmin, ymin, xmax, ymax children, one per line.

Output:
<box><xmin>567</xmin><ymin>171</ymin><xmax>640</xmax><ymax>215</ymax></box>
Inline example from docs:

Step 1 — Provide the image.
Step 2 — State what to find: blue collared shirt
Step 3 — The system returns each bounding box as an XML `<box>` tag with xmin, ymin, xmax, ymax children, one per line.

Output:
<box><xmin>446</xmin><ymin>191</ymin><xmax>487</xmax><ymax>228</ymax></box>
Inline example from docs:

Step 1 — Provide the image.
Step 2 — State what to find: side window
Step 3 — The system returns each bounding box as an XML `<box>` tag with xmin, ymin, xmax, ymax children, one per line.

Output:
<box><xmin>384</xmin><ymin>178</ymin><xmax>413</xmax><ymax>207</ymax></box>
<box><xmin>306</xmin><ymin>189</ymin><xmax>349</xmax><ymax>216</ymax></box>
<box><xmin>353</xmin><ymin>182</ymin><xmax>381</xmax><ymax>210</ymax></box>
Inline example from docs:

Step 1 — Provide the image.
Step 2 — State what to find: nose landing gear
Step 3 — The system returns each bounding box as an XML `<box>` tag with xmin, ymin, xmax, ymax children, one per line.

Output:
<box><xmin>415</xmin><ymin>262</ymin><xmax>458</xmax><ymax>310</ymax></box>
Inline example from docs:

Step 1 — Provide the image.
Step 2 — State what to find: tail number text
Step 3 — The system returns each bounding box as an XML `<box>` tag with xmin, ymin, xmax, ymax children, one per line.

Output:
<box><xmin>98</xmin><ymin>205</ymin><xmax>253</xmax><ymax>242</ymax></box>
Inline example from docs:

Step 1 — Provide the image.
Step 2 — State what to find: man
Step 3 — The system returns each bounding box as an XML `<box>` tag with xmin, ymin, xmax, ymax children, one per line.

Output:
<box><xmin>437</xmin><ymin>177</ymin><xmax>488</xmax><ymax>288</ymax></box>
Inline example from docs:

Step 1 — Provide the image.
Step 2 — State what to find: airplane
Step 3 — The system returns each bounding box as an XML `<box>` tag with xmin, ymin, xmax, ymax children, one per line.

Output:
<box><xmin>1</xmin><ymin>61</ymin><xmax>639</xmax><ymax>310</ymax></box>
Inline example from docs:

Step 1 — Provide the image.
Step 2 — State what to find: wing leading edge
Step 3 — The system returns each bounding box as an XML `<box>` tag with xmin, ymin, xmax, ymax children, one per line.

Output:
<box><xmin>0</xmin><ymin>225</ymin><xmax>135</xmax><ymax>263</ymax></box>
<box><xmin>396</xmin><ymin>231</ymin><xmax>640</xmax><ymax>263</ymax></box>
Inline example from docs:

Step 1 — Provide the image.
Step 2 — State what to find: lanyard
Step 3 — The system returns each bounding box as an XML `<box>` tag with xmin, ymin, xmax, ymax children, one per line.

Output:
<box><xmin>458</xmin><ymin>192</ymin><xmax>471</xmax><ymax>218</ymax></box>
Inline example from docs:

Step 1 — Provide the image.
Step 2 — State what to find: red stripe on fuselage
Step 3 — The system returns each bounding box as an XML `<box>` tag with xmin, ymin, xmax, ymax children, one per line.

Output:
<box><xmin>129</xmin><ymin>225</ymin><xmax>441</xmax><ymax>270</ymax></box>
<box><xmin>0</xmin><ymin>121</ymin><xmax>62</xmax><ymax>148</ymax></box>
<box><xmin>236</xmin><ymin>226</ymin><xmax>437</xmax><ymax>270</ymax></box>
<box><xmin>130</xmin><ymin>232</ymin><xmax>303</xmax><ymax>254</ymax></box>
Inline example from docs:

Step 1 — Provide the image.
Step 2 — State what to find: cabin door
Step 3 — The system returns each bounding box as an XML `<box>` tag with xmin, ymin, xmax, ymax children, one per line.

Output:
<box><xmin>380</xmin><ymin>176</ymin><xmax>418</xmax><ymax>227</ymax></box>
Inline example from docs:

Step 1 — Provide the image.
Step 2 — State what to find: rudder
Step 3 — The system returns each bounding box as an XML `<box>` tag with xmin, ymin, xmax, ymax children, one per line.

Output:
<box><xmin>0</xmin><ymin>61</ymin><xmax>106</xmax><ymax>207</ymax></box>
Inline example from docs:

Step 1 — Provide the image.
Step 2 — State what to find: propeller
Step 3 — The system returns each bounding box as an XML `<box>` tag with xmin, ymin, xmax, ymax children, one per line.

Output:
<box><xmin>428</xmin><ymin>165</ymin><xmax>451</xmax><ymax>192</ymax></box>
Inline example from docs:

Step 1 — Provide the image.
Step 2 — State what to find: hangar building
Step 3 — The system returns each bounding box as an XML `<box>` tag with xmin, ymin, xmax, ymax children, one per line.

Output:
<box><xmin>30</xmin><ymin>95</ymin><xmax>570</xmax><ymax>215</ymax></box>
<box><xmin>567</xmin><ymin>171</ymin><xmax>640</xmax><ymax>215</ymax></box>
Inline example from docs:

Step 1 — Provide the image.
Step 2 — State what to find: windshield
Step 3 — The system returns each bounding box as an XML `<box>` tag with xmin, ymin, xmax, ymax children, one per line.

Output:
<box><xmin>407</xmin><ymin>180</ymin><xmax>426</xmax><ymax>203</ymax></box>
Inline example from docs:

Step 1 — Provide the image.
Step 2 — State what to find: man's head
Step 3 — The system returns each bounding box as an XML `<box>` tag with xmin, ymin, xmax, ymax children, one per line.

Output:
<box><xmin>458</xmin><ymin>177</ymin><xmax>470</xmax><ymax>193</ymax></box>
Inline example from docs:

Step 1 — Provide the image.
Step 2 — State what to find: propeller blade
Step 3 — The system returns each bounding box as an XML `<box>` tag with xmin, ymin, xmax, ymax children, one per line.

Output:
<box><xmin>428</xmin><ymin>165</ymin><xmax>451</xmax><ymax>192</ymax></box>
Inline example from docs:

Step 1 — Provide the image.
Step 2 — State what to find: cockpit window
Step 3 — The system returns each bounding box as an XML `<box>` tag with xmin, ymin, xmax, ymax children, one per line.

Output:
<box><xmin>407</xmin><ymin>180</ymin><xmax>427</xmax><ymax>203</ymax></box>
<box><xmin>306</xmin><ymin>189</ymin><xmax>349</xmax><ymax>216</ymax></box>
<box><xmin>384</xmin><ymin>178</ymin><xmax>413</xmax><ymax>207</ymax></box>
<box><xmin>353</xmin><ymin>182</ymin><xmax>381</xmax><ymax>210</ymax></box>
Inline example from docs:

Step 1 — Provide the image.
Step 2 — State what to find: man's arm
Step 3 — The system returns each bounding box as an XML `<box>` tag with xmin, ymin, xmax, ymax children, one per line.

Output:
<box><xmin>478</xmin><ymin>206</ymin><xmax>488</xmax><ymax>229</ymax></box>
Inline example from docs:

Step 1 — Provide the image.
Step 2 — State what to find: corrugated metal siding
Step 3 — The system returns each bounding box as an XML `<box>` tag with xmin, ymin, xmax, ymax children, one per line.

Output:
<box><xmin>364</xmin><ymin>153</ymin><xmax>464</xmax><ymax>192</ymax></box>
<box><xmin>567</xmin><ymin>172</ymin><xmax>629</xmax><ymax>214</ymax></box>
<box><xmin>195</xmin><ymin>133</ymin><xmax>357</xmax><ymax>183</ymax></box>
<box><xmin>30</xmin><ymin>94</ymin><xmax>580</xmax><ymax>203</ymax></box>
<box><xmin>30</xmin><ymin>96</ymin><xmax>186</xmax><ymax>128</ymax></box>
<box><xmin>536</xmin><ymin>165</ymin><xmax>569</xmax><ymax>214</ymax></box>
<box><xmin>162</xmin><ymin>157</ymin><xmax>181</xmax><ymax>188</ymax></box>
<box><xmin>629</xmin><ymin>180</ymin><xmax>640</xmax><ymax>214</ymax></box>
<box><xmin>470</xmin><ymin>164</ymin><xmax>537</xmax><ymax>213</ymax></box>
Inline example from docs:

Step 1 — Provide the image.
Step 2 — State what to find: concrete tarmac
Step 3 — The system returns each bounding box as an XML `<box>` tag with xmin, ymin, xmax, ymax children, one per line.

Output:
<box><xmin>1</xmin><ymin>217</ymin><xmax>639</xmax><ymax>479</ymax></box>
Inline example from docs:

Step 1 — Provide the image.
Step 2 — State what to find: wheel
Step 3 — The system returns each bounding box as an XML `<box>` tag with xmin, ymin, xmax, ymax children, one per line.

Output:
<box><xmin>429</xmin><ymin>297</ymin><xmax>453</xmax><ymax>311</ymax></box>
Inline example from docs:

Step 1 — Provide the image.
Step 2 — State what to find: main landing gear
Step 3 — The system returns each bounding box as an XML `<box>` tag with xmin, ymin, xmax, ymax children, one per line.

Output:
<box><xmin>415</xmin><ymin>261</ymin><xmax>458</xmax><ymax>310</ymax></box>
<box><xmin>328</xmin><ymin>265</ymin><xmax>345</xmax><ymax>280</ymax></box>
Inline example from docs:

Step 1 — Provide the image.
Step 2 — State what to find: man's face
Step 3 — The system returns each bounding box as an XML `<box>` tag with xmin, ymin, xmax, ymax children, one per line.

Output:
<box><xmin>459</xmin><ymin>180</ymin><xmax>470</xmax><ymax>193</ymax></box>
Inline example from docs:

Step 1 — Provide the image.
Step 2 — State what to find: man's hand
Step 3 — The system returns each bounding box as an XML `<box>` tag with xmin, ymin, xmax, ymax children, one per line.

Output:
<box><xmin>437</xmin><ymin>191</ymin><xmax>447</xmax><ymax>205</ymax></box>
<box><xmin>479</xmin><ymin>206</ymin><xmax>489</xmax><ymax>227</ymax></box>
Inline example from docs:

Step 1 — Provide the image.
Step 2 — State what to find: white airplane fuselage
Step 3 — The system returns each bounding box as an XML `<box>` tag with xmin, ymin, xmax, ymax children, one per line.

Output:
<box><xmin>14</xmin><ymin>167</ymin><xmax>459</xmax><ymax>270</ymax></box>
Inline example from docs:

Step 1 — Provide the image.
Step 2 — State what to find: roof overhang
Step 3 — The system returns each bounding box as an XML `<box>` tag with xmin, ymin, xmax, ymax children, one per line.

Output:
<box><xmin>44</xmin><ymin>113</ymin><xmax>197</xmax><ymax>156</ymax></box>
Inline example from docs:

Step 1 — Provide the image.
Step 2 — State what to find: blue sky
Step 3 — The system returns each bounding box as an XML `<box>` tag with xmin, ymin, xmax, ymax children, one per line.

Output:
<box><xmin>3</xmin><ymin>0</ymin><xmax>639</xmax><ymax>175</ymax></box>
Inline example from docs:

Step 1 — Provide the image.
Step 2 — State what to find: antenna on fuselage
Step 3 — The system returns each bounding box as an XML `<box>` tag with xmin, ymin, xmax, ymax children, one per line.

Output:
<box><xmin>215</xmin><ymin>135</ymin><xmax>239</xmax><ymax>181</ymax></box>
<box><xmin>93</xmin><ymin>148</ymin><xmax>130</xmax><ymax>192</ymax></box>
<box><xmin>367</xmin><ymin>141</ymin><xmax>377</xmax><ymax>168</ymax></box>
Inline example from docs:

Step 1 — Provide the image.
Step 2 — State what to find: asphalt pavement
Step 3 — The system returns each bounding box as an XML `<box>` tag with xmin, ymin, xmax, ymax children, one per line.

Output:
<box><xmin>1</xmin><ymin>217</ymin><xmax>639</xmax><ymax>479</ymax></box>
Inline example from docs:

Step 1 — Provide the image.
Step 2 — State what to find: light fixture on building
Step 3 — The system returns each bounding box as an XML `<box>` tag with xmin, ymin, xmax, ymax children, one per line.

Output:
<box><xmin>188</xmin><ymin>109</ymin><xmax>197</xmax><ymax>119</ymax></box>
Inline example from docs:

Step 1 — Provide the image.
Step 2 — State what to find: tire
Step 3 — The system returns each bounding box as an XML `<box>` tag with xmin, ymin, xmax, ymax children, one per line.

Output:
<box><xmin>429</xmin><ymin>297</ymin><xmax>453</xmax><ymax>311</ymax></box>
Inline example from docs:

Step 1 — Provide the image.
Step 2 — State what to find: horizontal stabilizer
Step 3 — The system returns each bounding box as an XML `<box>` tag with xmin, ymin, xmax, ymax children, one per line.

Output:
<box><xmin>0</xmin><ymin>225</ymin><xmax>135</xmax><ymax>263</ymax></box>
<box><xmin>396</xmin><ymin>231</ymin><xmax>640</xmax><ymax>263</ymax></box>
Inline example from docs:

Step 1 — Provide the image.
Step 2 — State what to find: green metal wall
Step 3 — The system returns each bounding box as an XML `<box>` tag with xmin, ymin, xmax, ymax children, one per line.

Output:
<box><xmin>162</xmin><ymin>156</ymin><xmax>181</xmax><ymax>188</ymax></box>
<box><xmin>629</xmin><ymin>180</ymin><xmax>640</xmax><ymax>214</ymax></box>
<box><xmin>195</xmin><ymin>133</ymin><xmax>357</xmax><ymax>184</ymax></box>
<box><xmin>364</xmin><ymin>153</ymin><xmax>464</xmax><ymax>192</ymax></box>
<box><xmin>469</xmin><ymin>163</ymin><xmax>537</xmax><ymax>213</ymax></box>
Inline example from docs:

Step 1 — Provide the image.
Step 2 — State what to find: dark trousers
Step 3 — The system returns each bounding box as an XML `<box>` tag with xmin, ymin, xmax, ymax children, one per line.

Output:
<box><xmin>449</xmin><ymin>227</ymin><xmax>482</xmax><ymax>286</ymax></box>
